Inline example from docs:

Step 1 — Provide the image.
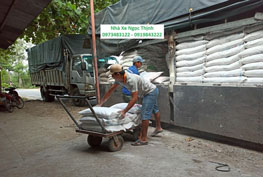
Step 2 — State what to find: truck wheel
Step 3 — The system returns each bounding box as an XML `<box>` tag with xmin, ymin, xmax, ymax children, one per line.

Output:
<box><xmin>71</xmin><ymin>88</ymin><xmax>85</xmax><ymax>106</ymax></box>
<box><xmin>40</xmin><ymin>87</ymin><xmax>54</xmax><ymax>102</ymax></box>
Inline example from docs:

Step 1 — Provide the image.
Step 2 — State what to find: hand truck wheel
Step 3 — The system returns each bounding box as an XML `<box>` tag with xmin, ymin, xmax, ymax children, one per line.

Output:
<box><xmin>87</xmin><ymin>135</ymin><xmax>102</xmax><ymax>147</ymax></box>
<box><xmin>108</xmin><ymin>135</ymin><xmax>124</xmax><ymax>152</ymax></box>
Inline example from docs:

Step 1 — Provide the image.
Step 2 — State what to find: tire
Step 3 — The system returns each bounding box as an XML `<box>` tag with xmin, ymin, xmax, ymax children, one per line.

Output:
<box><xmin>71</xmin><ymin>88</ymin><xmax>85</xmax><ymax>106</ymax></box>
<box><xmin>5</xmin><ymin>100</ymin><xmax>14</xmax><ymax>113</ymax></box>
<box><xmin>16</xmin><ymin>97</ymin><xmax>24</xmax><ymax>109</ymax></box>
<box><xmin>108</xmin><ymin>135</ymin><xmax>124</xmax><ymax>152</ymax></box>
<box><xmin>87</xmin><ymin>135</ymin><xmax>103</xmax><ymax>147</ymax></box>
<box><xmin>40</xmin><ymin>87</ymin><xmax>54</xmax><ymax>102</ymax></box>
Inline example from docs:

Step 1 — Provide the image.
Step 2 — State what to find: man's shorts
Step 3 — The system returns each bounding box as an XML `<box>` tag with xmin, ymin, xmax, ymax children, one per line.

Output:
<box><xmin>141</xmin><ymin>88</ymin><xmax>159</xmax><ymax>120</ymax></box>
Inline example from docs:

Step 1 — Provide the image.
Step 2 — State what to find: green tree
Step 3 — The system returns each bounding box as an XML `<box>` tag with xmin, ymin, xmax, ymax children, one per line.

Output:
<box><xmin>0</xmin><ymin>39</ymin><xmax>31</xmax><ymax>88</ymax></box>
<box><xmin>1</xmin><ymin>0</ymin><xmax>119</xmax><ymax>88</ymax></box>
<box><xmin>22</xmin><ymin>0</ymin><xmax>119</xmax><ymax>44</ymax></box>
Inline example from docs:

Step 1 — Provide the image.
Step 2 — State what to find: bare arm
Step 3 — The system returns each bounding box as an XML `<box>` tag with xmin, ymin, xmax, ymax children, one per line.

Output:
<box><xmin>98</xmin><ymin>84</ymin><xmax>119</xmax><ymax>106</ymax></box>
<box><xmin>120</xmin><ymin>91</ymin><xmax>138</xmax><ymax>117</ymax></box>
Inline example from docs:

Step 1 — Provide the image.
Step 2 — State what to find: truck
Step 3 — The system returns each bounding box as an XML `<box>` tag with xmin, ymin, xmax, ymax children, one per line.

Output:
<box><xmin>27</xmin><ymin>34</ymin><xmax>117</xmax><ymax>106</ymax></box>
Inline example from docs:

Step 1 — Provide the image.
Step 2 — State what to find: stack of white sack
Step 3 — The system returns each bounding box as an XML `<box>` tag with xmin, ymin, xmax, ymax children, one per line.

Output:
<box><xmin>99</xmin><ymin>72</ymin><xmax>115</xmax><ymax>84</ymax></box>
<box><xmin>204</xmin><ymin>32</ymin><xmax>246</xmax><ymax>83</ymax></box>
<box><xmin>241</xmin><ymin>30</ymin><xmax>263</xmax><ymax>84</ymax></box>
<box><xmin>78</xmin><ymin>103</ymin><xmax>142</xmax><ymax>132</ymax></box>
<box><xmin>175</xmin><ymin>40</ymin><xmax>207</xmax><ymax>83</ymax></box>
<box><xmin>119</xmin><ymin>50</ymin><xmax>138</xmax><ymax>70</ymax></box>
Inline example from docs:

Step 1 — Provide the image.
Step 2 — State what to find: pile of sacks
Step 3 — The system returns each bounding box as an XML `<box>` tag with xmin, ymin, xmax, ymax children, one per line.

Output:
<box><xmin>241</xmin><ymin>29</ymin><xmax>263</xmax><ymax>83</ymax></box>
<box><xmin>99</xmin><ymin>72</ymin><xmax>115</xmax><ymax>83</ymax></box>
<box><xmin>119</xmin><ymin>50</ymin><xmax>140</xmax><ymax>71</ymax></box>
<box><xmin>174</xmin><ymin>25</ymin><xmax>263</xmax><ymax>85</ymax></box>
<box><xmin>78</xmin><ymin>103</ymin><xmax>142</xmax><ymax>132</ymax></box>
<box><xmin>98</xmin><ymin>50</ymin><xmax>170</xmax><ymax>84</ymax></box>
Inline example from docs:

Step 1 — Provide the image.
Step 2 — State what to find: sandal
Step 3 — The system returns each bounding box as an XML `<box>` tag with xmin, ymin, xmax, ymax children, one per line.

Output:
<box><xmin>151</xmin><ymin>129</ymin><xmax>163</xmax><ymax>137</ymax></box>
<box><xmin>131</xmin><ymin>140</ymin><xmax>148</xmax><ymax>146</ymax></box>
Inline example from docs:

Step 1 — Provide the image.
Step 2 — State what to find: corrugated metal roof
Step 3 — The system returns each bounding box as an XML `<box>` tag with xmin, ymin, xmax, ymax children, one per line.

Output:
<box><xmin>0</xmin><ymin>0</ymin><xmax>51</xmax><ymax>49</ymax></box>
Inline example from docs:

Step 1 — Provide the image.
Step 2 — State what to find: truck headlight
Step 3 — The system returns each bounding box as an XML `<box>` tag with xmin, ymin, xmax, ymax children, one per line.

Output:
<box><xmin>85</xmin><ymin>84</ymin><xmax>94</xmax><ymax>90</ymax></box>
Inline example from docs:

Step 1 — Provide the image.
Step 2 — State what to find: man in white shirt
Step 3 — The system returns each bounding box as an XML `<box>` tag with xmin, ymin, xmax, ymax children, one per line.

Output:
<box><xmin>98</xmin><ymin>64</ymin><xmax>163</xmax><ymax>146</ymax></box>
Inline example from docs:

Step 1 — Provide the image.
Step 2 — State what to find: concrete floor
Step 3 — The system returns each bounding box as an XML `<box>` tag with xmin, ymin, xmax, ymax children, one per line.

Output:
<box><xmin>0</xmin><ymin>100</ymin><xmax>263</xmax><ymax>177</ymax></box>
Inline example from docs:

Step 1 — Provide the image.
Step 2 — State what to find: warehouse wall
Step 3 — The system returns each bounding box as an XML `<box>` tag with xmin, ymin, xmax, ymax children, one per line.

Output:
<box><xmin>173</xmin><ymin>85</ymin><xmax>263</xmax><ymax>145</ymax></box>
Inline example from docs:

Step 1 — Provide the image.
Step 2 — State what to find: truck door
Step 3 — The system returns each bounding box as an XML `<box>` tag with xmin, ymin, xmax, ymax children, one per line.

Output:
<box><xmin>71</xmin><ymin>56</ymin><xmax>86</xmax><ymax>84</ymax></box>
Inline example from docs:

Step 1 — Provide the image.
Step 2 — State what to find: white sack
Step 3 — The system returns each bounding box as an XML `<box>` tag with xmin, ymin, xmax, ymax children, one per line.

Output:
<box><xmin>119</xmin><ymin>59</ymin><xmax>133</xmax><ymax>65</ymax></box>
<box><xmin>207</xmin><ymin>33</ymin><xmax>244</xmax><ymax>48</ymax></box>
<box><xmin>176</xmin><ymin>51</ymin><xmax>206</xmax><ymax>61</ymax></box>
<box><xmin>176</xmin><ymin>76</ymin><xmax>203</xmax><ymax>82</ymax></box>
<box><xmin>110</xmin><ymin>103</ymin><xmax>142</xmax><ymax>114</ymax></box>
<box><xmin>244</xmin><ymin>30</ymin><xmax>263</xmax><ymax>42</ymax></box>
<box><xmin>99</xmin><ymin>77</ymin><xmax>110</xmax><ymax>83</ymax></box>
<box><xmin>206</xmin><ymin>54</ymin><xmax>240</xmax><ymax>67</ymax></box>
<box><xmin>239</xmin><ymin>46</ymin><xmax>263</xmax><ymax>58</ymax></box>
<box><xmin>103</xmin><ymin>113</ymin><xmax>138</xmax><ymax>125</ymax></box>
<box><xmin>152</xmin><ymin>76</ymin><xmax>170</xmax><ymax>84</ymax></box>
<box><xmin>244</xmin><ymin>70</ymin><xmax>263</xmax><ymax>77</ymax></box>
<box><xmin>176</xmin><ymin>40</ymin><xmax>208</xmax><ymax>50</ymax></box>
<box><xmin>245</xmin><ymin>78</ymin><xmax>263</xmax><ymax>83</ymax></box>
<box><xmin>244</xmin><ymin>38</ymin><xmax>263</xmax><ymax>49</ymax></box>
<box><xmin>140</xmin><ymin>71</ymin><xmax>163</xmax><ymax>82</ymax></box>
<box><xmin>204</xmin><ymin>69</ymin><xmax>243</xmax><ymax>78</ymax></box>
<box><xmin>79</xmin><ymin>107</ymin><xmax>121</xmax><ymax>118</ymax></box>
<box><xmin>206</xmin><ymin>39</ymin><xmax>243</xmax><ymax>55</ymax></box>
<box><xmin>242</xmin><ymin>62</ymin><xmax>263</xmax><ymax>70</ymax></box>
<box><xmin>176</xmin><ymin>64</ymin><xmax>204</xmax><ymax>72</ymax></box>
<box><xmin>176</xmin><ymin>69</ymin><xmax>204</xmax><ymax>77</ymax></box>
<box><xmin>205</xmin><ymin>61</ymin><xmax>241</xmax><ymax>73</ymax></box>
<box><xmin>79</xmin><ymin>114</ymin><xmax>140</xmax><ymax>132</ymax></box>
<box><xmin>79</xmin><ymin>116</ymin><xmax>104</xmax><ymax>125</ymax></box>
<box><xmin>203</xmin><ymin>77</ymin><xmax>245</xmax><ymax>83</ymax></box>
<box><xmin>207</xmin><ymin>45</ymin><xmax>244</xmax><ymax>62</ymax></box>
<box><xmin>240</xmin><ymin>54</ymin><xmax>263</xmax><ymax>64</ymax></box>
<box><xmin>121</xmin><ymin>62</ymin><xmax>133</xmax><ymax>67</ymax></box>
<box><xmin>80</xmin><ymin>122</ymin><xmax>126</xmax><ymax>132</ymax></box>
<box><xmin>176</xmin><ymin>57</ymin><xmax>205</xmax><ymax>67</ymax></box>
<box><xmin>176</xmin><ymin>44</ymin><xmax>206</xmax><ymax>55</ymax></box>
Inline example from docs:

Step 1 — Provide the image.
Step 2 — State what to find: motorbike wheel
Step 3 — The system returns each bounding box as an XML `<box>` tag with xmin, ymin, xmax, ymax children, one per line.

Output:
<box><xmin>5</xmin><ymin>100</ymin><xmax>14</xmax><ymax>113</ymax></box>
<box><xmin>16</xmin><ymin>97</ymin><xmax>24</xmax><ymax>109</ymax></box>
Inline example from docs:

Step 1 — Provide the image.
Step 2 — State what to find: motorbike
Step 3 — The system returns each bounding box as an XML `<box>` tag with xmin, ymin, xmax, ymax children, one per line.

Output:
<box><xmin>0</xmin><ymin>92</ymin><xmax>14</xmax><ymax>112</ymax></box>
<box><xmin>0</xmin><ymin>87</ymin><xmax>24</xmax><ymax>112</ymax></box>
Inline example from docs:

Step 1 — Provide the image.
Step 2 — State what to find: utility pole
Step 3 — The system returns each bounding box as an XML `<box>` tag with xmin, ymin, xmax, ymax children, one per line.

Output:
<box><xmin>90</xmin><ymin>0</ymin><xmax>100</xmax><ymax>104</ymax></box>
<box><xmin>0</xmin><ymin>66</ymin><xmax>2</xmax><ymax>93</ymax></box>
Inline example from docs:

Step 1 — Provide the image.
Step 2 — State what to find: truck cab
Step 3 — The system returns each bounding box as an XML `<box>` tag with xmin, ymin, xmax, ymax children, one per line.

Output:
<box><xmin>71</xmin><ymin>54</ymin><xmax>95</xmax><ymax>98</ymax></box>
<box><xmin>70</xmin><ymin>54</ymin><xmax>118</xmax><ymax>106</ymax></box>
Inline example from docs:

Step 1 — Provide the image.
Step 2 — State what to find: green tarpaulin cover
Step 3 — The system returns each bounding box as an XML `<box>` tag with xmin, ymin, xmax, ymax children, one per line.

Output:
<box><xmin>27</xmin><ymin>34</ymin><xmax>91</xmax><ymax>73</ymax></box>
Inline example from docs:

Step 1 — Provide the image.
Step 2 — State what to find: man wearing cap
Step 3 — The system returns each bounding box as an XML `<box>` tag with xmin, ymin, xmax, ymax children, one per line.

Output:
<box><xmin>98</xmin><ymin>64</ymin><xmax>163</xmax><ymax>146</ymax></box>
<box><xmin>122</xmin><ymin>56</ymin><xmax>144</xmax><ymax>102</ymax></box>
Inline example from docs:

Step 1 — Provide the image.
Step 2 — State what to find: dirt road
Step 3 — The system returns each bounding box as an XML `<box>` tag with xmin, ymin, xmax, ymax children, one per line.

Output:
<box><xmin>0</xmin><ymin>100</ymin><xmax>262</xmax><ymax>177</ymax></box>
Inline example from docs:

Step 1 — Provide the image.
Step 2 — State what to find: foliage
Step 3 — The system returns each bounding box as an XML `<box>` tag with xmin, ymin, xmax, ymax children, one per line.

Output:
<box><xmin>0</xmin><ymin>39</ymin><xmax>32</xmax><ymax>88</ymax></box>
<box><xmin>1</xmin><ymin>0</ymin><xmax>119</xmax><ymax>88</ymax></box>
<box><xmin>22</xmin><ymin>0</ymin><xmax>119</xmax><ymax>44</ymax></box>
